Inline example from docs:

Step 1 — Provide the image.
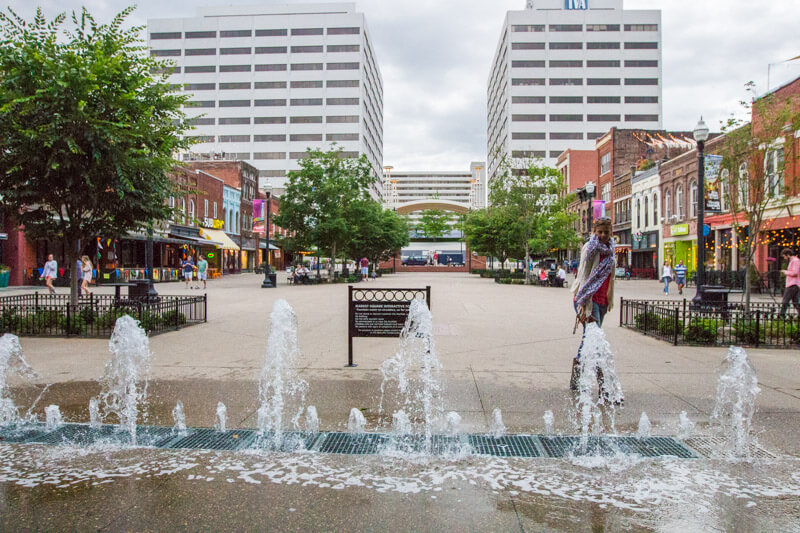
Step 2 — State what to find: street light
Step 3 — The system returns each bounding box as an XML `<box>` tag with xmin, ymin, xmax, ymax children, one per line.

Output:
<box><xmin>261</xmin><ymin>182</ymin><xmax>274</xmax><ymax>288</ymax></box>
<box><xmin>692</xmin><ymin>117</ymin><xmax>709</xmax><ymax>305</ymax></box>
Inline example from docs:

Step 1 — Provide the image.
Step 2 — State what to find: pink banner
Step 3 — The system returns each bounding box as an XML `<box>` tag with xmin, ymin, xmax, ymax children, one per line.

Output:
<box><xmin>253</xmin><ymin>199</ymin><xmax>265</xmax><ymax>234</ymax></box>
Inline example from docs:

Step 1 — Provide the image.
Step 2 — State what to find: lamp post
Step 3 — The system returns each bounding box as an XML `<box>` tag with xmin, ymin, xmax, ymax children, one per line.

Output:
<box><xmin>145</xmin><ymin>221</ymin><xmax>158</xmax><ymax>300</ymax></box>
<box><xmin>261</xmin><ymin>183</ymin><xmax>274</xmax><ymax>288</ymax></box>
<box><xmin>692</xmin><ymin>117</ymin><xmax>709</xmax><ymax>305</ymax></box>
<box><xmin>577</xmin><ymin>181</ymin><xmax>596</xmax><ymax>240</ymax></box>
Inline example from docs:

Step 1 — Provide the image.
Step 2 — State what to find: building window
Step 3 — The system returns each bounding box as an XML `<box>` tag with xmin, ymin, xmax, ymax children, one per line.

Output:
<box><xmin>255</xmin><ymin>64</ymin><xmax>287</xmax><ymax>71</ymax></box>
<box><xmin>512</xmin><ymin>25</ymin><xmax>544</xmax><ymax>32</ymax></box>
<box><xmin>625</xmin><ymin>114</ymin><xmax>659</xmax><ymax>121</ymax></box>
<box><xmin>218</xmin><ymin>117</ymin><xmax>250</xmax><ymax>125</ymax></box>
<box><xmin>327</xmin><ymin>27</ymin><xmax>360</xmax><ymax>35</ymax></box>
<box><xmin>219</xmin><ymin>65</ymin><xmax>251</xmax><ymax>73</ymax></box>
<box><xmin>624</xmin><ymin>42</ymin><xmax>658</xmax><ymax>49</ymax></box>
<box><xmin>253</xmin><ymin>152</ymin><xmax>286</xmax><ymax>159</ymax></box>
<box><xmin>512</xmin><ymin>60</ymin><xmax>545</xmax><ymax>68</ymax></box>
<box><xmin>512</xmin><ymin>96</ymin><xmax>546</xmax><ymax>104</ymax></box>
<box><xmin>549</xmin><ymin>24</ymin><xmax>582</xmax><ymax>31</ymax></box>
<box><xmin>624</xmin><ymin>24</ymin><xmax>658</xmax><ymax>31</ymax></box>
<box><xmin>219</xmin><ymin>82</ymin><xmax>251</xmax><ymax>90</ymax></box>
<box><xmin>291</xmin><ymin>63</ymin><xmax>323</xmax><ymax>71</ymax></box>
<box><xmin>291</xmin><ymin>80</ymin><xmax>323</xmax><ymax>88</ymax></box>
<box><xmin>549</xmin><ymin>60</ymin><xmax>582</xmax><ymax>68</ymax></box>
<box><xmin>587</xmin><ymin>78</ymin><xmax>620</xmax><ymax>86</ymax></box>
<box><xmin>549</xmin><ymin>114</ymin><xmax>582</xmax><ymax>121</ymax></box>
<box><xmin>512</xmin><ymin>114</ymin><xmax>545</xmax><ymax>122</ymax></box>
<box><xmin>625</xmin><ymin>78</ymin><xmax>659</xmax><ymax>86</ymax></box>
<box><xmin>588</xmin><ymin>114</ymin><xmax>620</xmax><ymax>121</ymax></box>
<box><xmin>219</xmin><ymin>100</ymin><xmax>251</xmax><ymax>107</ymax></box>
<box><xmin>290</xmin><ymin>134</ymin><xmax>323</xmax><ymax>141</ymax></box>
<box><xmin>587</xmin><ymin>24</ymin><xmax>620</xmax><ymax>32</ymax></box>
<box><xmin>652</xmin><ymin>193</ymin><xmax>657</xmax><ymax>225</ymax></box>
<box><xmin>150</xmin><ymin>32</ymin><xmax>181</xmax><ymax>40</ymax></box>
<box><xmin>511</xmin><ymin>132</ymin><xmax>545</xmax><ymax>140</ymax></box>
<box><xmin>256</xmin><ymin>29</ymin><xmax>287</xmax><ymax>36</ymax></box>
<box><xmin>326</xmin><ymin>133</ymin><xmax>359</xmax><ymax>141</ymax></box>
<box><xmin>625</xmin><ymin>60</ymin><xmax>659</xmax><ymax>67</ymax></box>
<box><xmin>204</xmin><ymin>199</ymin><xmax>209</xmax><ymax>217</ymax></box>
<box><xmin>186</xmin><ymin>31</ymin><xmax>216</xmax><ymax>39</ymax></box>
<box><xmin>255</xmin><ymin>134</ymin><xmax>286</xmax><ymax>142</ymax></box>
<box><xmin>549</xmin><ymin>78</ymin><xmax>583</xmax><ymax>86</ymax></box>
<box><xmin>255</xmin><ymin>46</ymin><xmax>287</xmax><ymax>54</ymax></box>
<box><xmin>184</xmin><ymin>49</ymin><xmax>216</xmax><ymax>56</ymax></box>
<box><xmin>186</xmin><ymin>117</ymin><xmax>215</xmax><ymax>126</ymax></box>
<box><xmin>291</xmin><ymin>28</ymin><xmax>324</xmax><ymax>36</ymax></box>
<box><xmin>690</xmin><ymin>181</ymin><xmax>698</xmax><ymax>218</ymax></box>
<box><xmin>219</xmin><ymin>135</ymin><xmax>250</xmax><ymax>143</ymax></box>
<box><xmin>600</xmin><ymin>153</ymin><xmax>611</xmax><ymax>175</ymax></box>
<box><xmin>765</xmin><ymin>147</ymin><xmax>785</xmax><ymax>196</ymax></box>
<box><xmin>550</xmin><ymin>132</ymin><xmax>583</xmax><ymax>140</ymax></box>
<box><xmin>184</xmin><ymin>83</ymin><xmax>215</xmax><ymax>91</ymax></box>
<box><xmin>214</xmin><ymin>202</ymin><xmax>218</xmax><ymax>219</ymax></box>
<box><xmin>327</xmin><ymin>80</ymin><xmax>359</xmax><ymax>88</ymax></box>
<box><xmin>719</xmin><ymin>169</ymin><xmax>729</xmax><ymax>212</ymax></box>
<box><xmin>550</xmin><ymin>96</ymin><xmax>583</xmax><ymax>103</ymax></box>
<box><xmin>221</xmin><ymin>30</ymin><xmax>252</xmax><ymax>38</ymax></box>
<box><xmin>290</xmin><ymin>98</ymin><xmax>323</xmax><ymax>106</ymax></box>
<box><xmin>601</xmin><ymin>183</ymin><xmax>611</xmax><ymax>203</ymax></box>
<box><xmin>625</xmin><ymin>96</ymin><xmax>658</xmax><ymax>103</ymax></box>
<box><xmin>327</xmin><ymin>62</ymin><xmax>360</xmax><ymax>70</ymax></box>
<box><xmin>588</xmin><ymin>96</ymin><xmax>620</xmax><ymax>104</ymax></box>
<box><xmin>664</xmin><ymin>190</ymin><xmax>671</xmax><ymax>219</ymax></box>
<box><xmin>290</xmin><ymin>116</ymin><xmax>323</xmax><ymax>124</ymax></box>
<box><xmin>549</xmin><ymin>42</ymin><xmax>582</xmax><ymax>50</ymax></box>
<box><xmin>676</xmin><ymin>185</ymin><xmax>684</xmax><ymax>219</ymax></box>
<box><xmin>188</xmin><ymin>199</ymin><xmax>195</xmax><ymax>220</ymax></box>
<box><xmin>254</xmin><ymin>116</ymin><xmax>287</xmax><ymax>124</ymax></box>
<box><xmin>738</xmin><ymin>163</ymin><xmax>750</xmax><ymax>208</ymax></box>
<box><xmin>326</xmin><ymin>115</ymin><xmax>358</xmax><ymax>123</ymax></box>
<box><xmin>327</xmin><ymin>97</ymin><xmax>359</xmax><ymax>105</ymax></box>
<box><xmin>255</xmin><ymin>81</ymin><xmax>287</xmax><ymax>89</ymax></box>
<box><xmin>254</xmin><ymin>99</ymin><xmax>286</xmax><ymax>107</ymax></box>
<box><xmin>184</xmin><ymin>66</ymin><xmax>215</xmax><ymax>74</ymax></box>
<box><xmin>511</xmin><ymin>42</ymin><xmax>545</xmax><ymax>50</ymax></box>
<box><xmin>587</xmin><ymin>42</ymin><xmax>620</xmax><ymax>49</ymax></box>
<box><xmin>150</xmin><ymin>49</ymin><xmax>181</xmax><ymax>57</ymax></box>
<box><xmin>327</xmin><ymin>44</ymin><xmax>360</xmax><ymax>52</ymax></box>
<box><xmin>512</xmin><ymin>78</ymin><xmax>545</xmax><ymax>86</ymax></box>
<box><xmin>586</xmin><ymin>60</ymin><xmax>620</xmax><ymax>68</ymax></box>
<box><xmin>291</xmin><ymin>45</ymin><xmax>323</xmax><ymax>53</ymax></box>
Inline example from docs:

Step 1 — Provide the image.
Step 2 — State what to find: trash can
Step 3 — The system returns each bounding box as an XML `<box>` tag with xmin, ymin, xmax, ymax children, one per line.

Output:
<box><xmin>129</xmin><ymin>280</ymin><xmax>157</xmax><ymax>300</ymax></box>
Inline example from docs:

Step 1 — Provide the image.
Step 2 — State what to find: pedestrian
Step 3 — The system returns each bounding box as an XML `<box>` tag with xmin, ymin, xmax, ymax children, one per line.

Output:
<box><xmin>570</xmin><ymin>216</ymin><xmax>615</xmax><ymax>392</ymax></box>
<box><xmin>76</xmin><ymin>258</ymin><xmax>84</xmax><ymax>285</ymax></box>
<box><xmin>181</xmin><ymin>256</ymin><xmax>195</xmax><ymax>289</ymax></box>
<box><xmin>674</xmin><ymin>260</ymin><xmax>687</xmax><ymax>295</ymax></box>
<box><xmin>197</xmin><ymin>255</ymin><xmax>208</xmax><ymax>290</ymax></box>
<box><xmin>556</xmin><ymin>265</ymin><xmax>567</xmax><ymax>287</ymax></box>
<box><xmin>40</xmin><ymin>254</ymin><xmax>58</xmax><ymax>294</ymax></box>
<box><xmin>433</xmin><ymin>252</ymin><xmax>438</xmax><ymax>265</ymax></box>
<box><xmin>661</xmin><ymin>261</ymin><xmax>673</xmax><ymax>295</ymax></box>
<box><xmin>360</xmin><ymin>257</ymin><xmax>369</xmax><ymax>281</ymax></box>
<box><xmin>80</xmin><ymin>255</ymin><xmax>93</xmax><ymax>296</ymax></box>
<box><xmin>779</xmin><ymin>248</ymin><xmax>800</xmax><ymax>317</ymax></box>
<box><xmin>539</xmin><ymin>267</ymin><xmax>548</xmax><ymax>286</ymax></box>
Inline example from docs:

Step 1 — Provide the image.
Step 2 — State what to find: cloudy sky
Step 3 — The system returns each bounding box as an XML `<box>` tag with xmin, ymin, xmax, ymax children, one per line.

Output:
<box><xmin>5</xmin><ymin>0</ymin><xmax>800</xmax><ymax>170</ymax></box>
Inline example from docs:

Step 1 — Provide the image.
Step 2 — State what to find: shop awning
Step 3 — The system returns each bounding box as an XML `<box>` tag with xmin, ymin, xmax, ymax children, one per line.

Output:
<box><xmin>200</xmin><ymin>228</ymin><xmax>240</xmax><ymax>251</ymax></box>
<box><xmin>125</xmin><ymin>231</ymin><xmax>196</xmax><ymax>246</ymax></box>
<box><xmin>258</xmin><ymin>241</ymin><xmax>280</xmax><ymax>250</ymax></box>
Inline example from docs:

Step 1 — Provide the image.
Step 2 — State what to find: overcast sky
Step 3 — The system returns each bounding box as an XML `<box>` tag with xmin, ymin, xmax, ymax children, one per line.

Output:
<box><xmin>5</xmin><ymin>0</ymin><xmax>800</xmax><ymax>171</ymax></box>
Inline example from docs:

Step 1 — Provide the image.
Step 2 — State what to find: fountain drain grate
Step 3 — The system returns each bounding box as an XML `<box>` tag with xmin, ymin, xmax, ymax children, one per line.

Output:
<box><xmin>0</xmin><ymin>424</ymin><xmax>707</xmax><ymax>459</ymax></box>
<box><xmin>683</xmin><ymin>436</ymin><xmax>776</xmax><ymax>459</ymax></box>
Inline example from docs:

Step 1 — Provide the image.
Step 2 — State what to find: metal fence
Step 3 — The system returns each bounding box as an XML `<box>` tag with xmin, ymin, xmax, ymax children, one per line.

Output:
<box><xmin>0</xmin><ymin>293</ymin><xmax>206</xmax><ymax>338</ymax></box>
<box><xmin>619</xmin><ymin>297</ymin><xmax>800</xmax><ymax>348</ymax></box>
<box><xmin>685</xmin><ymin>270</ymin><xmax>783</xmax><ymax>295</ymax></box>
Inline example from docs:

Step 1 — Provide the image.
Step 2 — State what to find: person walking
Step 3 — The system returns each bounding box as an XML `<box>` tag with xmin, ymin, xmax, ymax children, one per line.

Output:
<box><xmin>779</xmin><ymin>248</ymin><xmax>800</xmax><ymax>317</ymax></box>
<box><xmin>360</xmin><ymin>257</ymin><xmax>369</xmax><ymax>281</ymax></box>
<box><xmin>196</xmin><ymin>256</ymin><xmax>208</xmax><ymax>290</ymax></box>
<box><xmin>661</xmin><ymin>261</ymin><xmax>673</xmax><ymax>295</ymax></box>
<box><xmin>570</xmin><ymin>217</ymin><xmax>616</xmax><ymax>392</ymax></box>
<box><xmin>41</xmin><ymin>254</ymin><xmax>58</xmax><ymax>294</ymax></box>
<box><xmin>674</xmin><ymin>260</ymin><xmax>687</xmax><ymax>295</ymax></box>
<box><xmin>181</xmin><ymin>256</ymin><xmax>195</xmax><ymax>289</ymax></box>
<box><xmin>80</xmin><ymin>255</ymin><xmax>93</xmax><ymax>296</ymax></box>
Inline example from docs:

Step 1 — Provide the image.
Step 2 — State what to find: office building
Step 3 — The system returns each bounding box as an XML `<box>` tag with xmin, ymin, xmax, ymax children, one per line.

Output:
<box><xmin>147</xmin><ymin>3</ymin><xmax>384</xmax><ymax>197</ymax></box>
<box><xmin>487</xmin><ymin>0</ymin><xmax>662</xmax><ymax>181</ymax></box>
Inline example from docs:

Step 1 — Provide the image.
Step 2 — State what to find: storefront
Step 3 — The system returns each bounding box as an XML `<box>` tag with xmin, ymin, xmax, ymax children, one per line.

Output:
<box><xmin>199</xmin><ymin>228</ymin><xmax>240</xmax><ymax>274</ymax></box>
<box><xmin>240</xmin><ymin>236</ymin><xmax>258</xmax><ymax>272</ymax></box>
<box><xmin>663</xmin><ymin>223</ymin><xmax>696</xmax><ymax>273</ymax></box>
<box><xmin>631</xmin><ymin>230</ymin><xmax>659</xmax><ymax>278</ymax></box>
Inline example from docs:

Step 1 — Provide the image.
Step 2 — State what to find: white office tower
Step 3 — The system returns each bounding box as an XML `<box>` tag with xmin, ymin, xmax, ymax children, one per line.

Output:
<box><xmin>487</xmin><ymin>0</ymin><xmax>661</xmax><ymax>180</ymax></box>
<box><xmin>383</xmin><ymin>162</ymin><xmax>487</xmax><ymax>211</ymax></box>
<box><xmin>148</xmin><ymin>3</ymin><xmax>384</xmax><ymax>197</ymax></box>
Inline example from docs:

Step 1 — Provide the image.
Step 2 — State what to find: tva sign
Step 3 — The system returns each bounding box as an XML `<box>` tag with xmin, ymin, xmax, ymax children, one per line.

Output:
<box><xmin>565</xmin><ymin>0</ymin><xmax>588</xmax><ymax>9</ymax></box>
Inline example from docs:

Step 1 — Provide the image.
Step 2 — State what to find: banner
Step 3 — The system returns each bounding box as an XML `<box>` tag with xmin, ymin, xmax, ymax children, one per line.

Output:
<box><xmin>592</xmin><ymin>199</ymin><xmax>606</xmax><ymax>220</ymax></box>
<box><xmin>703</xmin><ymin>155</ymin><xmax>723</xmax><ymax>213</ymax></box>
<box><xmin>253</xmin><ymin>199</ymin><xmax>265</xmax><ymax>234</ymax></box>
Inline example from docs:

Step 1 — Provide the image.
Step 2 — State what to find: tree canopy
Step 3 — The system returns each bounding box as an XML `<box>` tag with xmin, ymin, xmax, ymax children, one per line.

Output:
<box><xmin>414</xmin><ymin>209</ymin><xmax>453</xmax><ymax>240</ymax></box>
<box><xmin>0</xmin><ymin>6</ymin><xmax>190</xmax><ymax>301</ymax></box>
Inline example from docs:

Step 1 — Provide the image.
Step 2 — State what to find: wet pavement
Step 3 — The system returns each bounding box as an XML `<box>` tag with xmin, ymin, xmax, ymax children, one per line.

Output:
<box><xmin>2</xmin><ymin>273</ymin><xmax>800</xmax><ymax>531</ymax></box>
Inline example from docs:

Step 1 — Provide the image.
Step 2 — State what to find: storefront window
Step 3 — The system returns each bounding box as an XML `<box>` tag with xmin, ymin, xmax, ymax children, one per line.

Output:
<box><xmin>690</xmin><ymin>181</ymin><xmax>697</xmax><ymax>218</ymax></box>
<box><xmin>676</xmin><ymin>185</ymin><xmax>684</xmax><ymax>219</ymax></box>
<box><xmin>652</xmin><ymin>193</ymin><xmax>658</xmax><ymax>225</ymax></box>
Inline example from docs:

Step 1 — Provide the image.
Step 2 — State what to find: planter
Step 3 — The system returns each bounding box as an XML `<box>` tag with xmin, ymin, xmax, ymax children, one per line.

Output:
<box><xmin>0</xmin><ymin>271</ymin><xmax>9</xmax><ymax>288</ymax></box>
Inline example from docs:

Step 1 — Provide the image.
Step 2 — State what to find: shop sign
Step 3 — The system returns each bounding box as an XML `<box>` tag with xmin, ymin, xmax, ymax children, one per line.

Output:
<box><xmin>565</xmin><ymin>0</ymin><xmax>588</xmax><ymax>9</ymax></box>
<box><xmin>201</xmin><ymin>217</ymin><xmax>224</xmax><ymax>229</ymax></box>
<box><xmin>274</xmin><ymin>250</ymin><xmax>281</xmax><ymax>258</ymax></box>
<box><xmin>704</xmin><ymin>155</ymin><xmax>723</xmax><ymax>213</ymax></box>
<box><xmin>671</xmin><ymin>223</ymin><xmax>689</xmax><ymax>236</ymax></box>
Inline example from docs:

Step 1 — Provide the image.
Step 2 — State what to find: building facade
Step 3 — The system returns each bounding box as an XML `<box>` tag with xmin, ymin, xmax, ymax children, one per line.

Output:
<box><xmin>630</xmin><ymin>164</ymin><xmax>661</xmax><ymax>278</ymax></box>
<box><xmin>383</xmin><ymin>162</ymin><xmax>487</xmax><ymax>211</ymax></box>
<box><xmin>487</xmin><ymin>0</ymin><xmax>662</xmax><ymax>181</ymax></box>
<box><xmin>147</xmin><ymin>2</ymin><xmax>384</xmax><ymax>197</ymax></box>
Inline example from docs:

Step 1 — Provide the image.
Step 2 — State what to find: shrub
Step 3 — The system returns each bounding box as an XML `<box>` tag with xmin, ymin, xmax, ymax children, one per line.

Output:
<box><xmin>96</xmin><ymin>308</ymin><xmax>138</xmax><ymax>329</ymax></box>
<box><xmin>161</xmin><ymin>310</ymin><xmax>187</xmax><ymax>328</ymax></box>
<box><xmin>732</xmin><ymin>318</ymin><xmax>765</xmax><ymax>345</ymax></box>
<box><xmin>634</xmin><ymin>311</ymin><xmax>660</xmax><ymax>330</ymax></box>
<box><xmin>761</xmin><ymin>319</ymin><xmax>800</xmax><ymax>344</ymax></box>
<box><xmin>0</xmin><ymin>308</ymin><xmax>20</xmax><ymax>333</ymax></box>
<box><xmin>59</xmin><ymin>314</ymin><xmax>86</xmax><ymax>335</ymax></box>
<box><xmin>684</xmin><ymin>317</ymin><xmax>718</xmax><ymax>344</ymax></box>
<box><xmin>658</xmin><ymin>315</ymin><xmax>680</xmax><ymax>336</ymax></box>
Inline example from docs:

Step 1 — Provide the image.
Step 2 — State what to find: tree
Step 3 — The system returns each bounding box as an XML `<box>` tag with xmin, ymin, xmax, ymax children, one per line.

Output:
<box><xmin>344</xmin><ymin>200</ymin><xmax>409</xmax><ymax>267</ymax></box>
<box><xmin>272</xmin><ymin>146</ymin><xmax>374</xmax><ymax>277</ymax></box>
<box><xmin>719</xmin><ymin>82</ymin><xmax>800</xmax><ymax>309</ymax></box>
<box><xmin>415</xmin><ymin>209</ymin><xmax>453</xmax><ymax>240</ymax></box>
<box><xmin>464</xmin><ymin>206</ymin><xmax>522</xmax><ymax>269</ymax></box>
<box><xmin>0</xmin><ymin>7</ymin><xmax>190</xmax><ymax>303</ymax></box>
<box><xmin>490</xmin><ymin>156</ymin><xmax>579</xmax><ymax>284</ymax></box>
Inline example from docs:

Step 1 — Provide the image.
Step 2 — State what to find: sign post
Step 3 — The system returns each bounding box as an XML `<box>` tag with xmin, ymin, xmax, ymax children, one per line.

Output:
<box><xmin>347</xmin><ymin>286</ymin><xmax>431</xmax><ymax>367</ymax></box>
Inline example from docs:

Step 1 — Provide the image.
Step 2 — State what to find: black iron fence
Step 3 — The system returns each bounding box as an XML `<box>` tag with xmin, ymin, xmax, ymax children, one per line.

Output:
<box><xmin>0</xmin><ymin>293</ymin><xmax>206</xmax><ymax>338</ymax></box>
<box><xmin>620</xmin><ymin>297</ymin><xmax>799</xmax><ymax>348</ymax></box>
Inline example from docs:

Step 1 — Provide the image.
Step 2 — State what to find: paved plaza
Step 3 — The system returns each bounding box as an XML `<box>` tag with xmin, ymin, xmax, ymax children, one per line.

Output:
<box><xmin>2</xmin><ymin>272</ymin><xmax>800</xmax><ymax>531</ymax></box>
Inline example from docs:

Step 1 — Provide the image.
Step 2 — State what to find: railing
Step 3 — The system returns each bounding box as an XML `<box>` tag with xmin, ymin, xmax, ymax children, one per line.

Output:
<box><xmin>686</xmin><ymin>270</ymin><xmax>783</xmax><ymax>295</ymax></box>
<box><xmin>24</xmin><ymin>267</ymin><xmax>185</xmax><ymax>286</ymax></box>
<box><xmin>0</xmin><ymin>293</ymin><xmax>206</xmax><ymax>338</ymax></box>
<box><xmin>620</xmin><ymin>297</ymin><xmax>799</xmax><ymax>348</ymax></box>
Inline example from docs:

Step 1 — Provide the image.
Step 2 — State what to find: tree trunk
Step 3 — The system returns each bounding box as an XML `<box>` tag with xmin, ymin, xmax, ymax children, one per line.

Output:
<box><xmin>329</xmin><ymin>242</ymin><xmax>336</xmax><ymax>279</ymax></box>
<box><xmin>524</xmin><ymin>244</ymin><xmax>531</xmax><ymax>285</ymax></box>
<box><xmin>67</xmin><ymin>242</ymin><xmax>80</xmax><ymax>306</ymax></box>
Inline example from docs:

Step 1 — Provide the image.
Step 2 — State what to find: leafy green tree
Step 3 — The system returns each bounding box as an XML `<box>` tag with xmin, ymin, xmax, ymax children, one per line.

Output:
<box><xmin>0</xmin><ymin>7</ymin><xmax>190</xmax><ymax>303</ymax></box>
<box><xmin>415</xmin><ymin>209</ymin><xmax>453</xmax><ymax>239</ymax></box>
<box><xmin>272</xmin><ymin>146</ymin><xmax>374</xmax><ymax>276</ymax></box>
<box><xmin>719</xmin><ymin>82</ymin><xmax>800</xmax><ymax>309</ymax></box>
<box><xmin>464</xmin><ymin>206</ymin><xmax>523</xmax><ymax>269</ymax></box>
<box><xmin>344</xmin><ymin>200</ymin><xmax>409</xmax><ymax>267</ymax></box>
<box><xmin>490</xmin><ymin>156</ymin><xmax>578</xmax><ymax>284</ymax></box>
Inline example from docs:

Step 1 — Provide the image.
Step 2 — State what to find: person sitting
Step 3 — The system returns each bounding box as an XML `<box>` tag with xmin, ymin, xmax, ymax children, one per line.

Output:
<box><xmin>293</xmin><ymin>264</ymin><xmax>310</xmax><ymax>284</ymax></box>
<box><xmin>538</xmin><ymin>267</ymin><xmax>548</xmax><ymax>286</ymax></box>
<box><xmin>556</xmin><ymin>266</ymin><xmax>567</xmax><ymax>287</ymax></box>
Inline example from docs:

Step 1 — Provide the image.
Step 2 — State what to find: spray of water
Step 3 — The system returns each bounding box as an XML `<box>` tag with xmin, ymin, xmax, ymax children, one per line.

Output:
<box><xmin>305</xmin><ymin>406</ymin><xmax>319</xmax><ymax>434</ymax></box>
<box><xmin>391</xmin><ymin>410</ymin><xmax>411</xmax><ymax>435</ymax></box>
<box><xmin>257</xmin><ymin>300</ymin><xmax>308</xmax><ymax>449</ymax></box>
<box><xmin>89</xmin><ymin>398</ymin><xmax>101</xmax><ymax>430</ymax></box>
<box><xmin>543</xmin><ymin>410</ymin><xmax>555</xmax><ymax>435</ymax></box>
<box><xmin>678</xmin><ymin>411</ymin><xmax>695</xmax><ymax>440</ymax></box>
<box><xmin>379</xmin><ymin>299</ymin><xmax>444</xmax><ymax>448</ymax></box>
<box><xmin>172</xmin><ymin>400</ymin><xmax>187</xmax><ymax>436</ymax></box>
<box><xmin>490</xmin><ymin>408</ymin><xmax>506</xmax><ymax>438</ymax></box>
<box><xmin>348</xmin><ymin>408</ymin><xmax>366</xmax><ymax>433</ymax></box>
<box><xmin>93</xmin><ymin>316</ymin><xmax>152</xmax><ymax>444</ymax></box>
<box><xmin>215</xmin><ymin>402</ymin><xmax>227</xmax><ymax>433</ymax></box>
<box><xmin>711</xmin><ymin>346</ymin><xmax>760</xmax><ymax>459</ymax></box>
<box><xmin>0</xmin><ymin>334</ymin><xmax>39</xmax><ymax>426</ymax></box>
<box><xmin>445</xmin><ymin>411</ymin><xmax>461</xmax><ymax>436</ymax></box>
<box><xmin>45</xmin><ymin>404</ymin><xmax>62</xmax><ymax>431</ymax></box>
<box><xmin>574</xmin><ymin>323</ymin><xmax>624</xmax><ymax>451</ymax></box>
<box><xmin>637</xmin><ymin>412</ymin><xmax>651</xmax><ymax>439</ymax></box>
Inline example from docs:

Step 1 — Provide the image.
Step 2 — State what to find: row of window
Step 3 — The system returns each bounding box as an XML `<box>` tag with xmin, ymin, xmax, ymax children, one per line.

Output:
<box><xmin>511</xmin><ymin>114</ymin><xmax>658</xmax><ymax>122</ymax></box>
<box><xmin>512</xmin><ymin>59</ymin><xmax>658</xmax><ymax>68</ymax></box>
<box><xmin>184</xmin><ymin>97</ymin><xmax>360</xmax><ymax>107</ymax></box>
<box><xmin>511</xmin><ymin>24</ymin><xmax>658</xmax><ymax>32</ymax></box>
<box><xmin>152</xmin><ymin>45</ymin><xmax>360</xmax><ymax>56</ymax></box>
<box><xmin>150</xmin><ymin>28</ymin><xmax>361</xmax><ymax>39</ymax></box>
<box><xmin>184</xmin><ymin>113</ymin><xmax>361</xmax><ymax>126</ymax></box>
<box><xmin>186</xmin><ymin>133</ymin><xmax>360</xmax><ymax>142</ymax></box>
<box><xmin>511</xmin><ymin>96</ymin><xmax>658</xmax><ymax>104</ymax></box>
<box><xmin>511</xmin><ymin>77</ymin><xmax>658</xmax><ymax>86</ymax></box>
<box><xmin>509</xmin><ymin>41</ymin><xmax>657</xmax><ymax>50</ymax></box>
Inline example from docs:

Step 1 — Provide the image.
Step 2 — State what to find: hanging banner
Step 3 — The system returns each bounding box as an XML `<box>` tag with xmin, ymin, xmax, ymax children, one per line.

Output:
<box><xmin>592</xmin><ymin>199</ymin><xmax>606</xmax><ymax>220</ymax></box>
<box><xmin>253</xmin><ymin>199</ymin><xmax>265</xmax><ymax>234</ymax></box>
<box><xmin>704</xmin><ymin>155</ymin><xmax>723</xmax><ymax>213</ymax></box>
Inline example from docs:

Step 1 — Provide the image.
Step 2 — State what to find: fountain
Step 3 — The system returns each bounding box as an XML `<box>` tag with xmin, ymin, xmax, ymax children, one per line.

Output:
<box><xmin>678</xmin><ymin>411</ymin><xmax>695</xmax><ymax>440</ymax></box>
<box><xmin>489</xmin><ymin>408</ymin><xmax>506</xmax><ymax>438</ymax></box>
<box><xmin>89</xmin><ymin>398</ymin><xmax>101</xmax><ymax>429</ymax></box>
<box><xmin>0</xmin><ymin>334</ymin><xmax>39</xmax><ymax>426</ymax></box>
<box><xmin>92</xmin><ymin>316</ymin><xmax>152</xmax><ymax>444</ymax></box>
<box><xmin>256</xmin><ymin>299</ymin><xmax>308</xmax><ymax>449</ymax></box>
<box><xmin>305</xmin><ymin>405</ymin><xmax>319</xmax><ymax>434</ymax></box>
<box><xmin>444</xmin><ymin>411</ymin><xmax>461</xmax><ymax>436</ymax></box>
<box><xmin>348</xmin><ymin>408</ymin><xmax>366</xmax><ymax>433</ymax></box>
<box><xmin>379</xmin><ymin>299</ymin><xmax>444</xmax><ymax>448</ymax></box>
<box><xmin>543</xmin><ymin>410</ymin><xmax>555</xmax><ymax>434</ymax></box>
<box><xmin>173</xmin><ymin>401</ymin><xmax>187</xmax><ymax>435</ymax></box>
<box><xmin>711</xmin><ymin>346</ymin><xmax>760</xmax><ymax>459</ymax></box>
<box><xmin>215</xmin><ymin>402</ymin><xmax>227</xmax><ymax>432</ymax></box>
<box><xmin>391</xmin><ymin>410</ymin><xmax>411</xmax><ymax>435</ymax></box>
<box><xmin>637</xmin><ymin>412</ymin><xmax>651</xmax><ymax>439</ymax></box>
<box><xmin>45</xmin><ymin>404</ymin><xmax>62</xmax><ymax>431</ymax></box>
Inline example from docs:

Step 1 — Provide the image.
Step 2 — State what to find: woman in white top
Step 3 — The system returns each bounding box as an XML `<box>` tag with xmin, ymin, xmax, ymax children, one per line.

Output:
<box><xmin>40</xmin><ymin>254</ymin><xmax>58</xmax><ymax>294</ymax></box>
<box><xmin>661</xmin><ymin>261</ymin><xmax>673</xmax><ymax>295</ymax></box>
<box><xmin>81</xmin><ymin>255</ymin><xmax>93</xmax><ymax>296</ymax></box>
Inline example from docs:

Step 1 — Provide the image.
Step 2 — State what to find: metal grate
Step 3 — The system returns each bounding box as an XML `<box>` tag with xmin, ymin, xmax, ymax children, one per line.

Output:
<box><xmin>615</xmin><ymin>436</ymin><xmax>697</xmax><ymax>458</ymax></box>
<box><xmin>162</xmin><ymin>429</ymin><xmax>258</xmax><ymax>451</ymax></box>
<box><xmin>0</xmin><ymin>425</ymin><xmax>49</xmax><ymax>443</ymax></box>
<box><xmin>317</xmin><ymin>432</ymin><xmax>389</xmax><ymax>455</ymax></box>
<box><xmin>684</xmin><ymin>436</ymin><xmax>776</xmax><ymax>459</ymax></box>
<box><xmin>469</xmin><ymin>434</ymin><xmax>542</xmax><ymax>457</ymax></box>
